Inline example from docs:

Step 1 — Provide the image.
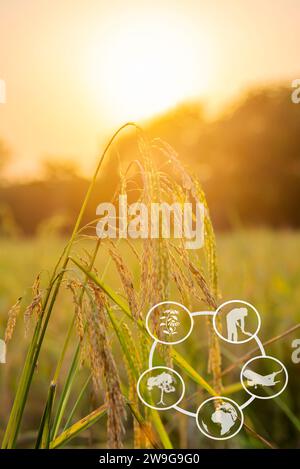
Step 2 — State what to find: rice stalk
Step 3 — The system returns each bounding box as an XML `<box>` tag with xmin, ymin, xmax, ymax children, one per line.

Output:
<box><xmin>3</xmin><ymin>124</ymin><xmax>224</xmax><ymax>449</ymax></box>
<box><xmin>2</xmin><ymin>123</ymin><xmax>140</xmax><ymax>449</ymax></box>
<box><xmin>35</xmin><ymin>382</ymin><xmax>56</xmax><ymax>449</ymax></box>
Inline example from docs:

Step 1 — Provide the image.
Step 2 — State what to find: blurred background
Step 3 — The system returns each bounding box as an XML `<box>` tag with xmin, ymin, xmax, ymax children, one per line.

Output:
<box><xmin>0</xmin><ymin>0</ymin><xmax>300</xmax><ymax>448</ymax></box>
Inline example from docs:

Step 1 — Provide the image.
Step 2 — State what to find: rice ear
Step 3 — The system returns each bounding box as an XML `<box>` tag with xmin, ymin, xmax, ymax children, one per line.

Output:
<box><xmin>24</xmin><ymin>275</ymin><xmax>43</xmax><ymax>337</ymax></box>
<box><xmin>86</xmin><ymin>280</ymin><xmax>126</xmax><ymax>448</ymax></box>
<box><xmin>66</xmin><ymin>280</ymin><xmax>85</xmax><ymax>342</ymax></box>
<box><xmin>4</xmin><ymin>297</ymin><xmax>22</xmax><ymax>343</ymax></box>
<box><xmin>107</xmin><ymin>241</ymin><xmax>139</xmax><ymax>320</ymax></box>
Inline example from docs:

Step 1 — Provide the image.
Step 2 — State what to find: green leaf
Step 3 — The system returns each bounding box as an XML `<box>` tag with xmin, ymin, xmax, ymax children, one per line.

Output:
<box><xmin>36</xmin><ymin>382</ymin><xmax>56</xmax><ymax>449</ymax></box>
<box><xmin>50</xmin><ymin>404</ymin><xmax>107</xmax><ymax>449</ymax></box>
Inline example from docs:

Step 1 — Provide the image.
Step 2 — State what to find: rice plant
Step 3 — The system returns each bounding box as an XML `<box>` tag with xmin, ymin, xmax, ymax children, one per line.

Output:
<box><xmin>2</xmin><ymin>123</ymin><xmax>295</xmax><ymax>449</ymax></box>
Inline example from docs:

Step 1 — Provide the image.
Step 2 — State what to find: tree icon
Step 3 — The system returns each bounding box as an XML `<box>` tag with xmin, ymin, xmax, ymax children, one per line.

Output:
<box><xmin>147</xmin><ymin>372</ymin><xmax>176</xmax><ymax>405</ymax></box>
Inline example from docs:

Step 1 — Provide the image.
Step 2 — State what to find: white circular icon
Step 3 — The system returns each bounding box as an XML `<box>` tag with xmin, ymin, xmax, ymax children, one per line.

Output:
<box><xmin>146</xmin><ymin>301</ymin><xmax>194</xmax><ymax>345</ymax></box>
<box><xmin>137</xmin><ymin>298</ymin><xmax>288</xmax><ymax>441</ymax></box>
<box><xmin>241</xmin><ymin>356</ymin><xmax>288</xmax><ymax>399</ymax></box>
<box><xmin>196</xmin><ymin>396</ymin><xmax>244</xmax><ymax>440</ymax></box>
<box><xmin>137</xmin><ymin>366</ymin><xmax>185</xmax><ymax>410</ymax></box>
<box><xmin>213</xmin><ymin>299</ymin><xmax>261</xmax><ymax>344</ymax></box>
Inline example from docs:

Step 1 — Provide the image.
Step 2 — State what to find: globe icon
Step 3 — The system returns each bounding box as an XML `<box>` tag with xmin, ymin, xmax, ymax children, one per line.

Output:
<box><xmin>196</xmin><ymin>397</ymin><xmax>243</xmax><ymax>440</ymax></box>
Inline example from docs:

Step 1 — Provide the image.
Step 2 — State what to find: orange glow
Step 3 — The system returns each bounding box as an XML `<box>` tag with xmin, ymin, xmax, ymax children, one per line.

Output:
<box><xmin>0</xmin><ymin>0</ymin><xmax>299</xmax><ymax>177</ymax></box>
<box><xmin>85</xmin><ymin>11</ymin><xmax>214</xmax><ymax>123</ymax></box>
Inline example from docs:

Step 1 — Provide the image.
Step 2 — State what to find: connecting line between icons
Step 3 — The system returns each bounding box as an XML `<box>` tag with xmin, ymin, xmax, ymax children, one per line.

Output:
<box><xmin>148</xmin><ymin>310</ymin><xmax>267</xmax><ymax>412</ymax></box>
<box><xmin>240</xmin><ymin>395</ymin><xmax>256</xmax><ymax>410</ymax></box>
<box><xmin>255</xmin><ymin>336</ymin><xmax>266</xmax><ymax>356</ymax></box>
<box><xmin>173</xmin><ymin>405</ymin><xmax>197</xmax><ymax>418</ymax></box>
<box><xmin>191</xmin><ymin>311</ymin><xmax>215</xmax><ymax>317</ymax></box>
<box><xmin>149</xmin><ymin>340</ymin><xmax>158</xmax><ymax>369</ymax></box>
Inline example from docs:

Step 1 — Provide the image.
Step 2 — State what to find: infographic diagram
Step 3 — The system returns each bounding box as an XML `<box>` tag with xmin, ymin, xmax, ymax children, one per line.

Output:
<box><xmin>137</xmin><ymin>300</ymin><xmax>288</xmax><ymax>440</ymax></box>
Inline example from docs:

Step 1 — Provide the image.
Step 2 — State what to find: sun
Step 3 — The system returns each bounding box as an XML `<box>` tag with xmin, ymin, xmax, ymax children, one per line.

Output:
<box><xmin>85</xmin><ymin>10</ymin><xmax>214</xmax><ymax>125</ymax></box>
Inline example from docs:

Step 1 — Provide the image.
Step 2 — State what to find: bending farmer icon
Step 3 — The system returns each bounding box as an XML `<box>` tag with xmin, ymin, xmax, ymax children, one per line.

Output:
<box><xmin>226</xmin><ymin>307</ymin><xmax>251</xmax><ymax>342</ymax></box>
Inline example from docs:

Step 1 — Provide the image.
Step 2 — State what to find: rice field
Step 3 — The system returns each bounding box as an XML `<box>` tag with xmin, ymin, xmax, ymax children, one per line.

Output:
<box><xmin>0</xmin><ymin>127</ymin><xmax>299</xmax><ymax>449</ymax></box>
<box><xmin>0</xmin><ymin>228</ymin><xmax>299</xmax><ymax>448</ymax></box>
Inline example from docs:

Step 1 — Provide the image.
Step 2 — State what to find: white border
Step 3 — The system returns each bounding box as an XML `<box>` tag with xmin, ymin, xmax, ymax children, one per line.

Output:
<box><xmin>137</xmin><ymin>366</ymin><xmax>185</xmax><ymax>410</ymax></box>
<box><xmin>196</xmin><ymin>396</ymin><xmax>244</xmax><ymax>441</ymax></box>
<box><xmin>146</xmin><ymin>301</ymin><xmax>194</xmax><ymax>345</ymax></box>
<box><xmin>213</xmin><ymin>299</ymin><xmax>261</xmax><ymax>344</ymax></box>
<box><xmin>240</xmin><ymin>355</ymin><xmax>288</xmax><ymax>400</ymax></box>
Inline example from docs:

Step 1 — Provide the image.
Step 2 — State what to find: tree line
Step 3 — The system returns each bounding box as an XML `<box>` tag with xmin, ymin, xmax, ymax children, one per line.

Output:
<box><xmin>0</xmin><ymin>85</ymin><xmax>299</xmax><ymax>236</ymax></box>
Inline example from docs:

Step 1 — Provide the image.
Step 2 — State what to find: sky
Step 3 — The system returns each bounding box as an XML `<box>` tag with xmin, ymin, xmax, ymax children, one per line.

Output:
<box><xmin>0</xmin><ymin>0</ymin><xmax>299</xmax><ymax>178</ymax></box>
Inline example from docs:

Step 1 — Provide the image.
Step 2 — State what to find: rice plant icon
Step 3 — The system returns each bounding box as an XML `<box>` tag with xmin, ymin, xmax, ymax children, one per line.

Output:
<box><xmin>159</xmin><ymin>309</ymin><xmax>180</xmax><ymax>336</ymax></box>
